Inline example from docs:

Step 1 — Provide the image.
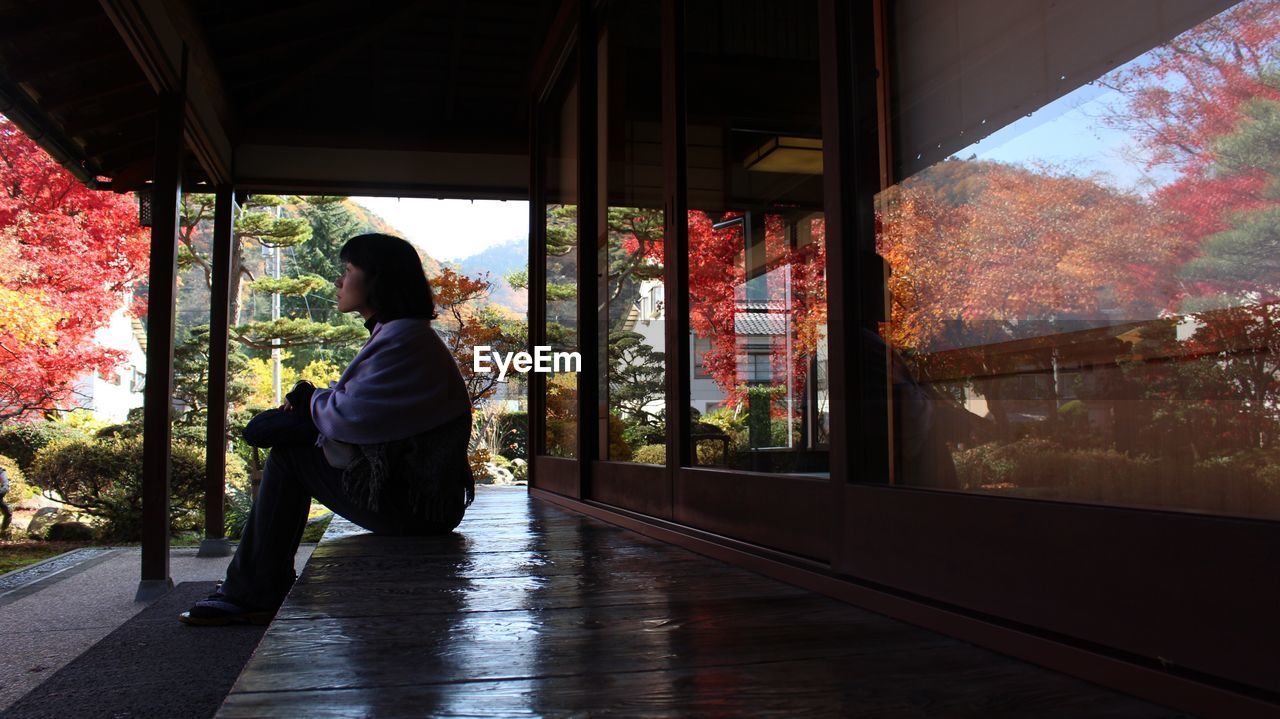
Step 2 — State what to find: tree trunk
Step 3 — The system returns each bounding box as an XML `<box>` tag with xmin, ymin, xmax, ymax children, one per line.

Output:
<box><xmin>228</xmin><ymin>243</ymin><xmax>245</xmax><ymax>328</ymax></box>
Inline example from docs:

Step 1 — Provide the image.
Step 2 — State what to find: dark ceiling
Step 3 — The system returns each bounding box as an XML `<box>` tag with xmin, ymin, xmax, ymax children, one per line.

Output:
<box><xmin>0</xmin><ymin>0</ymin><xmax>559</xmax><ymax>191</ymax></box>
<box><xmin>193</xmin><ymin>0</ymin><xmax>552</xmax><ymax>145</ymax></box>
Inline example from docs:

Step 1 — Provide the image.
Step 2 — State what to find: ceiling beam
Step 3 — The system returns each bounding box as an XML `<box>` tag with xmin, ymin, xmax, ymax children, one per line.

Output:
<box><xmin>238</xmin><ymin>127</ymin><xmax>528</xmax><ymax>155</ymax></box>
<box><xmin>0</xmin><ymin>11</ymin><xmax>103</xmax><ymax>44</ymax></box>
<box><xmin>0</xmin><ymin>77</ymin><xmax>104</xmax><ymax>187</ymax></box>
<box><xmin>62</xmin><ymin>103</ymin><xmax>156</xmax><ymax>136</ymax></box>
<box><xmin>86</xmin><ymin>131</ymin><xmax>156</xmax><ymax>162</ymax></box>
<box><xmin>42</xmin><ymin>79</ymin><xmax>151</xmax><ymax>113</ymax></box>
<box><xmin>98</xmin><ymin>0</ymin><xmax>234</xmax><ymax>185</ymax></box>
<box><xmin>233</xmin><ymin>143</ymin><xmax>528</xmax><ymax>200</ymax></box>
<box><xmin>1</xmin><ymin>46</ymin><xmax>132</xmax><ymax>84</ymax></box>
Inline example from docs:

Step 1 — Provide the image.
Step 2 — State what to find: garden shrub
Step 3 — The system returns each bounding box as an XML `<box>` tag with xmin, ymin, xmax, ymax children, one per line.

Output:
<box><xmin>618</xmin><ymin>441</ymin><xmax>731</xmax><ymax>466</ymax></box>
<box><xmin>632</xmin><ymin>444</ymin><xmax>666</xmax><ymax>464</ymax></box>
<box><xmin>695</xmin><ymin>442</ymin><xmax>731</xmax><ymax>466</ymax></box>
<box><xmin>699</xmin><ymin>407</ymin><xmax>748</xmax><ymax>450</ymax></box>
<box><xmin>29</xmin><ymin>436</ymin><xmax>244</xmax><ymax>542</ymax></box>
<box><xmin>0</xmin><ymin>454</ymin><xmax>35</xmax><ymax>505</ymax></box>
<box><xmin>953</xmin><ymin>438</ymin><xmax>1280</xmax><ymax>517</ymax></box>
<box><xmin>468</xmin><ymin>446</ymin><xmax>492</xmax><ymax>482</ymax></box>
<box><xmin>96</xmin><ymin>407</ymin><xmax>207</xmax><ymax>445</ymax></box>
<box><xmin>699</xmin><ymin>407</ymin><xmax>744</xmax><ymax>432</ymax></box>
<box><xmin>544</xmin><ymin>374</ymin><xmax>577</xmax><ymax>456</ymax></box>
<box><xmin>769</xmin><ymin>418</ymin><xmax>799</xmax><ymax>447</ymax></box>
<box><xmin>621</xmin><ymin>422</ymin><xmax>664</xmax><ymax>453</ymax></box>
<box><xmin>608</xmin><ymin>414</ymin><xmax>632</xmax><ymax>461</ymax></box>
<box><xmin>224</xmin><ymin>485</ymin><xmax>254</xmax><ymax>540</ymax></box>
<box><xmin>1186</xmin><ymin>449</ymin><xmax>1280</xmax><ymax>517</ymax></box>
<box><xmin>0</xmin><ymin>421</ymin><xmax>89</xmax><ymax>474</ymax></box>
<box><xmin>745</xmin><ymin>385</ymin><xmax>783</xmax><ymax>447</ymax></box>
<box><xmin>1057</xmin><ymin>399</ymin><xmax>1087</xmax><ymax>421</ymax></box>
<box><xmin>495</xmin><ymin>411</ymin><xmax>528</xmax><ymax>460</ymax></box>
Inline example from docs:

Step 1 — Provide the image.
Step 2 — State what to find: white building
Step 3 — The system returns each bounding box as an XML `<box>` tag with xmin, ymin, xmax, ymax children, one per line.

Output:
<box><xmin>69</xmin><ymin>291</ymin><xmax>146</xmax><ymax>423</ymax></box>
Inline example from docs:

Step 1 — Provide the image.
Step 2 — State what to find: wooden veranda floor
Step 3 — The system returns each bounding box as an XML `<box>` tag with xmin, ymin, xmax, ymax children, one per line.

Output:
<box><xmin>216</xmin><ymin>487</ymin><xmax>1182</xmax><ymax>718</ymax></box>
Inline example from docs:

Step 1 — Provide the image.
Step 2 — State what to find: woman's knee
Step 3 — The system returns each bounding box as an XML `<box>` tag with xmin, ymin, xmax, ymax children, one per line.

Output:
<box><xmin>261</xmin><ymin>446</ymin><xmax>310</xmax><ymax>494</ymax></box>
<box><xmin>264</xmin><ymin>444</ymin><xmax>310</xmax><ymax>474</ymax></box>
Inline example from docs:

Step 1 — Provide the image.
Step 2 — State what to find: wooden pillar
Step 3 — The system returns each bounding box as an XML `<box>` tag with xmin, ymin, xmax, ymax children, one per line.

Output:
<box><xmin>819</xmin><ymin>0</ymin><xmax>890</xmax><ymax>571</ymax></box>
<box><xmin>661</xmin><ymin>0</ymin><xmax>691</xmax><ymax>479</ymax></box>
<box><xmin>197</xmin><ymin>184</ymin><xmax>235</xmax><ymax>557</ymax></box>
<box><xmin>136</xmin><ymin>87</ymin><xmax>185</xmax><ymax>602</ymax></box>
<box><xmin>577</xmin><ymin>0</ymin><xmax>599</xmax><ymax>494</ymax></box>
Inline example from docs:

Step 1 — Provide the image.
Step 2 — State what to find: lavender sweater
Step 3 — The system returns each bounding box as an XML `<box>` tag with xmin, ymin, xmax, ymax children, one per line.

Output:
<box><xmin>309</xmin><ymin>318</ymin><xmax>471</xmax><ymax>447</ymax></box>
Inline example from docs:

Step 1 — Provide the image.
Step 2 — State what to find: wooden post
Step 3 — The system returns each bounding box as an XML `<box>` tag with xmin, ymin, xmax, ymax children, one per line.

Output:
<box><xmin>661</xmin><ymin>0</ymin><xmax>691</xmax><ymax>480</ymax></box>
<box><xmin>577</xmin><ymin>0</ymin><xmax>599</xmax><ymax>495</ymax></box>
<box><xmin>197</xmin><ymin>184</ymin><xmax>235</xmax><ymax>557</ymax></box>
<box><xmin>136</xmin><ymin>86</ymin><xmax>185</xmax><ymax>602</ymax></box>
<box><xmin>819</xmin><ymin>0</ymin><xmax>890</xmax><ymax>571</ymax></box>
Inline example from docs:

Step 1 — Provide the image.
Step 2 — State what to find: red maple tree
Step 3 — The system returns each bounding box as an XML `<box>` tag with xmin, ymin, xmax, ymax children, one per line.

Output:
<box><xmin>1101</xmin><ymin>0</ymin><xmax>1280</xmax><ymax>303</ymax></box>
<box><xmin>612</xmin><ymin>208</ymin><xmax>829</xmax><ymax>413</ymax></box>
<box><xmin>0</xmin><ymin>117</ymin><xmax>150</xmax><ymax>421</ymax></box>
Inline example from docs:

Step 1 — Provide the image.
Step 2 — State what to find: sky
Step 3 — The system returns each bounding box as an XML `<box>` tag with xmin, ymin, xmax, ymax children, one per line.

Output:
<box><xmin>353</xmin><ymin>197</ymin><xmax>528</xmax><ymax>262</ymax></box>
<box><xmin>952</xmin><ymin>54</ymin><xmax>1179</xmax><ymax>194</ymax></box>
<box><xmin>354</xmin><ymin>50</ymin><xmax>1174</xmax><ymax>263</ymax></box>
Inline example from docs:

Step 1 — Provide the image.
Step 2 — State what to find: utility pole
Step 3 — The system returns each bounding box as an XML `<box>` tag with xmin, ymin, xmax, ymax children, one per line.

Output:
<box><xmin>271</xmin><ymin>205</ymin><xmax>282</xmax><ymax>405</ymax></box>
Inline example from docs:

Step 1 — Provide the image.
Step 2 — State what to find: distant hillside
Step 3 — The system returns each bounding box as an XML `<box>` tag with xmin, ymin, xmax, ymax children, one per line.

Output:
<box><xmin>449</xmin><ymin>237</ymin><xmax>528</xmax><ymax>316</ymax></box>
<box><xmin>346</xmin><ymin>201</ymin><xmax>445</xmax><ymax>277</ymax></box>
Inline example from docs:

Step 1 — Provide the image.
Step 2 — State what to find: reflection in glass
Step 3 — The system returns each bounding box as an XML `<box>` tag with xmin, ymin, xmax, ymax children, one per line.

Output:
<box><xmin>543</xmin><ymin>68</ymin><xmax>579</xmax><ymax>458</ymax></box>
<box><xmin>600</xmin><ymin>3</ymin><xmax>667</xmax><ymax>464</ymax></box>
<box><xmin>683</xmin><ymin>0</ymin><xmax>829</xmax><ymax>475</ymax></box>
<box><xmin>607</xmin><ymin>208</ymin><xmax>666</xmax><ymax>462</ymax></box>
<box><xmin>687</xmin><ymin>211</ymin><xmax>828</xmax><ymax>473</ymax></box>
<box><xmin>878</xmin><ymin>0</ymin><xmax>1280</xmax><ymax>518</ymax></box>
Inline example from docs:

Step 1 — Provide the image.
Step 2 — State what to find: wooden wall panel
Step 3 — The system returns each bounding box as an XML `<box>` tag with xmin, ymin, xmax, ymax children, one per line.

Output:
<box><xmin>842</xmin><ymin>484</ymin><xmax>1280</xmax><ymax>695</ymax></box>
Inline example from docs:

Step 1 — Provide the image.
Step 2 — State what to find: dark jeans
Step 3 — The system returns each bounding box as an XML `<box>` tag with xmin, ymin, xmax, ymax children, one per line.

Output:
<box><xmin>220</xmin><ymin>442</ymin><xmax>461</xmax><ymax>610</ymax></box>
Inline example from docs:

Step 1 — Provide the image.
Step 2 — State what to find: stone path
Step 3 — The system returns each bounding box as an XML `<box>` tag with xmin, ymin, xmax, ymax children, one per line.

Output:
<box><xmin>0</xmin><ymin>544</ymin><xmax>314</xmax><ymax>711</ymax></box>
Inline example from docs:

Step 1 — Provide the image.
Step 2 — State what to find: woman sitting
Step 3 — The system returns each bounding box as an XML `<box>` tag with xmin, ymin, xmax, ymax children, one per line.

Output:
<box><xmin>181</xmin><ymin>233</ymin><xmax>474</xmax><ymax>625</ymax></box>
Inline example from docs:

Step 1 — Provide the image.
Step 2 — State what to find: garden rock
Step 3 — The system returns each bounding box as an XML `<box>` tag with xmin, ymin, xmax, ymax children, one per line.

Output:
<box><xmin>26</xmin><ymin>507</ymin><xmax>78</xmax><ymax>539</ymax></box>
<box><xmin>47</xmin><ymin>521</ymin><xmax>95</xmax><ymax>541</ymax></box>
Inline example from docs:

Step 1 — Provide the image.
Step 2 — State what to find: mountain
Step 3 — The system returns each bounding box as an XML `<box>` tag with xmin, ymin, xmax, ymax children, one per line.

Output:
<box><xmin>449</xmin><ymin>237</ymin><xmax>528</xmax><ymax>316</ymax></box>
<box><xmin>345</xmin><ymin>201</ymin><xmax>444</xmax><ymax>277</ymax></box>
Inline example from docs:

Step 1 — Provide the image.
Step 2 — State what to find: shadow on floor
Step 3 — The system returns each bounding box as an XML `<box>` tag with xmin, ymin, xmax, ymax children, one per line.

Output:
<box><xmin>3</xmin><ymin>582</ymin><xmax>263</xmax><ymax>719</ymax></box>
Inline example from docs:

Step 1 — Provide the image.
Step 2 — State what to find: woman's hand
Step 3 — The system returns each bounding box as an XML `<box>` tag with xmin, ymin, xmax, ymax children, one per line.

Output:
<box><xmin>284</xmin><ymin>381</ymin><xmax>315</xmax><ymax>419</ymax></box>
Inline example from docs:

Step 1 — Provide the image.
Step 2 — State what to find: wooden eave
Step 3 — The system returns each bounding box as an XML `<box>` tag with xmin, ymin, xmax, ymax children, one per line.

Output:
<box><xmin>0</xmin><ymin>0</ymin><xmax>558</xmax><ymax>197</ymax></box>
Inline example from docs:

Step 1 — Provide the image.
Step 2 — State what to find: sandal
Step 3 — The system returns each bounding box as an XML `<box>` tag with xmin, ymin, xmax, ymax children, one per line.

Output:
<box><xmin>179</xmin><ymin>591</ymin><xmax>275</xmax><ymax>626</ymax></box>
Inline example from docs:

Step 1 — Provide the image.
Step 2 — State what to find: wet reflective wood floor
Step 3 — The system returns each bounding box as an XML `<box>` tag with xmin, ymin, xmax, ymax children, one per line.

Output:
<box><xmin>217</xmin><ymin>487</ymin><xmax>1182</xmax><ymax>718</ymax></box>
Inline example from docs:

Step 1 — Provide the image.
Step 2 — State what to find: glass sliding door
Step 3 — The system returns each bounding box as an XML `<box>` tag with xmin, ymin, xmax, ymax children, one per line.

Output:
<box><xmin>682</xmin><ymin>0</ymin><xmax>830</xmax><ymax>477</ymax></box>
<box><xmin>542</xmin><ymin>59</ymin><xmax>581</xmax><ymax>460</ymax></box>
<box><xmin>877</xmin><ymin>0</ymin><xmax>1280</xmax><ymax>519</ymax></box>
<box><xmin>599</xmin><ymin>1</ymin><xmax>667</xmax><ymax>466</ymax></box>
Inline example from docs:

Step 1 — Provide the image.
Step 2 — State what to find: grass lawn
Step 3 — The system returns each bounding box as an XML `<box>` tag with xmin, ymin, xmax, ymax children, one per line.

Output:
<box><xmin>0</xmin><ymin>540</ymin><xmax>93</xmax><ymax>575</ymax></box>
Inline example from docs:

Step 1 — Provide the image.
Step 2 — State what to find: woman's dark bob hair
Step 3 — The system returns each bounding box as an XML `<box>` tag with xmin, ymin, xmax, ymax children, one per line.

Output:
<box><xmin>339</xmin><ymin>233</ymin><xmax>437</xmax><ymax>321</ymax></box>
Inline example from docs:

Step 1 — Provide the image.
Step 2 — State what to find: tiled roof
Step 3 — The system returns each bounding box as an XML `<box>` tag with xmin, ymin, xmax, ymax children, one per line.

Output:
<box><xmin>734</xmin><ymin>312</ymin><xmax>788</xmax><ymax>335</ymax></box>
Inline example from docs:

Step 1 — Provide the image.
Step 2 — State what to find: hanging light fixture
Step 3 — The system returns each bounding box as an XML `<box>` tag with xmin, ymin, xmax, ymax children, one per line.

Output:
<box><xmin>743</xmin><ymin>135</ymin><xmax>823</xmax><ymax>174</ymax></box>
<box><xmin>137</xmin><ymin>187</ymin><xmax>153</xmax><ymax>228</ymax></box>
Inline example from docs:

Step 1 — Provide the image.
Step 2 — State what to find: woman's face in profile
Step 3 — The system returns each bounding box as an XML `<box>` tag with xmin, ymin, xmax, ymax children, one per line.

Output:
<box><xmin>335</xmin><ymin>261</ymin><xmax>370</xmax><ymax>316</ymax></box>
